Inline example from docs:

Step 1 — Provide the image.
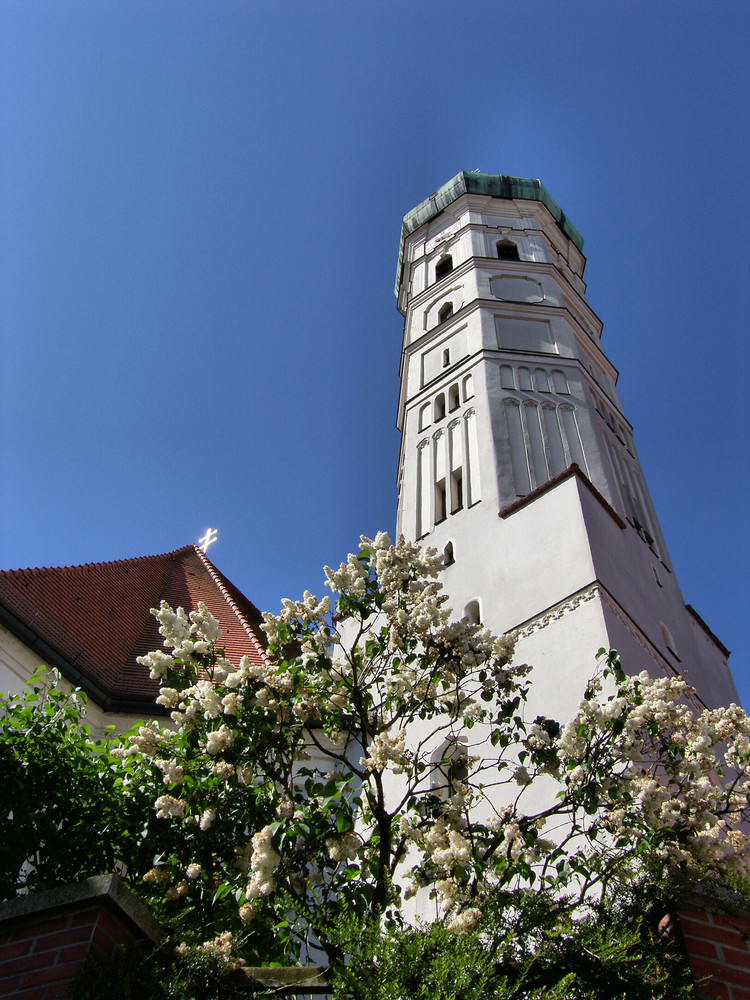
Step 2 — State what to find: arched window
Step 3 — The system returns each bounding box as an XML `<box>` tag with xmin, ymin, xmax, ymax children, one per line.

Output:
<box><xmin>551</xmin><ymin>370</ymin><xmax>570</xmax><ymax>394</ymax></box>
<box><xmin>418</xmin><ymin>402</ymin><xmax>431</xmax><ymax>431</ymax></box>
<box><xmin>431</xmin><ymin>738</ymin><xmax>469</xmax><ymax>799</ymax></box>
<box><xmin>661</xmin><ymin>623</ymin><xmax>679</xmax><ymax>660</ymax></box>
<box><xmin>435</xmin><ymin>479</ymin><xmax>447</xmax><ymax>523</ymax></box>
<box><xmin>443</xmin><ymin>541</ymin><xmax>455</xmax><ymax>566</ymax></box>
<box><xmin>438</xmin><ymin>302</ymin><xmax>454</xmax><ymax>325</ymax></box>
<box><xmin>450</xmin><ymin>468</ymin><xmax>463</xmax><ymax>512</ymax></box>
<box><xmin>434</xmin><ymin>394</ymin><xmax>446</xmax><ymax>421</ymax></box>
<box><xmin>464</xmin><ymin>599</ymin><xmax>481</xmax><ymax>625</ymax></box>
<box><xmin>496</xmin><ymin>240</ymin><xmax>520</xmax><ymax>261</ymax></box>
<box><xmin>462</xmin><ymin>373</ymin><xmax>474</xmax><ymax>400</ymax></box>
<box><xmin>448</xmin><ymin>384</ymin><xmax>460</xmax><ymax>411</ymax></box>
<box><xmin>435</xmin><ymin>255</ymin><xmax>453</xmax><ymax>281</ymax></box>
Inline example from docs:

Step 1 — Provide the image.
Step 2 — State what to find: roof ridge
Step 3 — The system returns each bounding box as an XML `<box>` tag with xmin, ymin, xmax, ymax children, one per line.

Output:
<box><xmin>1</xmin><ymin>545</ymin><xmax>196</xmax><ymax>577</ymax></box>
<box><xmin>193</xmin><ymin>546</ymin><xmax>270</xmax><ymax>666</ymax></box>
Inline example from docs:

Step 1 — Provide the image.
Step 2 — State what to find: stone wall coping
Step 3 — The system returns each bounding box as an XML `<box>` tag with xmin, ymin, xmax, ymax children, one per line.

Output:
<box><xmin>243</xmin><ymin>966</ymin><xmax>330</xmax><ymax>994</ymax></box>
<box><xmin>680</xmin><ymin>880</ymin><xmax>750</xmax><ymax>916</ymax></box>
<box><xmin>0</xmin><ymin>873</ymin><xmax>163</xmax><ymax>943</ymax></box>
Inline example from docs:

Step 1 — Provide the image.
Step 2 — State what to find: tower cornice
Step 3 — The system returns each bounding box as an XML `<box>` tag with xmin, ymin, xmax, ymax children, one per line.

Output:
<box><xmin>396</xmin><ymin>171</ymin><xmax>584</xmax><ymax>297</ymax></box>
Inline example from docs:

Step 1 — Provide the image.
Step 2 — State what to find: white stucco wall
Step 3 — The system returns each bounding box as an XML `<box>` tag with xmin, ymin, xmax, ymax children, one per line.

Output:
<box><xmin>0</xmin><ymin>622</ymin><xmax>154</xmax><ymax>736</ymax></box>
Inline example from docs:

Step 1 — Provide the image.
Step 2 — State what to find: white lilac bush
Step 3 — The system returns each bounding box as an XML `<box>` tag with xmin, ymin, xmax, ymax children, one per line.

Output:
<box><xmin>123</xmin><ymin>532</ymin><xmax>750</xmax><ymax>966</ymax></box>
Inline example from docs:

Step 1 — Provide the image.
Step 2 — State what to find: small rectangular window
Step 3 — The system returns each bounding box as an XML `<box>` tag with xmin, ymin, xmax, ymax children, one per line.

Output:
<box><xmin>435</xmin><ymin>255</ymin><xmax>453</xmax><ymax>281</ymax></box>
<box><xmin>496</xmin><ymin>240</ymin><xmax>520</xmax><ymax>261</ymax></box>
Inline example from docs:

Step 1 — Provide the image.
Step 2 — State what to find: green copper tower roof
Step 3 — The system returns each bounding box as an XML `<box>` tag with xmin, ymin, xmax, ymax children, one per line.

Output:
<box><xmin>396</xmin><ymin>171</ymin><xmax>584</xmax><ymax>296</ymax></box>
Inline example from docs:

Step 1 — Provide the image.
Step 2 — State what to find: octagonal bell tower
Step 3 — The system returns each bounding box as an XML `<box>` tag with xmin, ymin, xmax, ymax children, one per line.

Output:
<box><xmin>395</xmin><ymin>172</ymin><xmax>738</xmax><ymax>718</ymax></box>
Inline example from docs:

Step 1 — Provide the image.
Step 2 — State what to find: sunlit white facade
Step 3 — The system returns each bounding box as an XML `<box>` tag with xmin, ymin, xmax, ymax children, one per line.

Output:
<box><xmin>394</xmin><ymin>172</ymin><xmax>738</xmax><ymax>722</ymax></box>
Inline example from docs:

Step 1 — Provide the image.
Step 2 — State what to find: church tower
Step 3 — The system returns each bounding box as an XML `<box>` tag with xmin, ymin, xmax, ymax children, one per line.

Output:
<box><xmin>395</xmin><ymin>172</ymin><xmax>738</xmax><ymax>718</ymax></box>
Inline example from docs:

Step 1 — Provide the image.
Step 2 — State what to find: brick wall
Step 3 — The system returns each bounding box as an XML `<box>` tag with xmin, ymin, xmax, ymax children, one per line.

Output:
<box><xmin>0</xmin><ymin>875</ymin><xmax>162</xmax><ymax>999</ymax></box>
<box><xmin>1</xmin><ymin>877</ymin><xmax>747</xmax><ymax>997</ymax></box>
<box><xmin>678</xmin><ymin>903</ymin><xmax>750</xmax><ymax>1000</ymax></box>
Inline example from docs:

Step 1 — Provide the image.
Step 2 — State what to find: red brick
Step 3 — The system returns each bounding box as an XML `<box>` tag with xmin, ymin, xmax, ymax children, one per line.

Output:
<box><xmin>7</xmin><ymin>915</ymin><xmax>72</xmax><ymax>942</ymax></box>
<box><xmin>696</xmin><ymin>979</ymin><xmax>730</xmax><ymax>1000</ymax></box>
<box><xmin>20</xmin><ymin>960</ymin><xmax>80</xmax><ymax>988</ymax></box>
<box><xmin>721</xmin><ymin>966</ymin><xmax>750</xmax><ymax>987</ymax></box>
<box><xmin>691</xmin><ymin>961</ymin><xmax>750</xmax><ymax>988</ymax></box>
<box><xmin>687</xmin><ymin>908</ymin><xmax>750</xmax><ymax>935</ymax></box>
<box><xmin>67</xmin><ymin>908</ymin><xmax>100</xmax><ymax>929</ymax></box>
<box><xmin>691</xmin><ymin>957</ymin><xmax>727</xmax><ymax>976</ymax></box>
<box><xmin>94</xmin><ymin>914</ymin><xmax>133</xmax><ymax>946</ymax></box>
<box><xmin>33</xmin><ymin>927</ymin><xmax>91</xmax><ymax>954</ymax></box>
<box><xmin>14</xmin><ymin>988</ymin><xmax>50</xmax><ymax>1000</ymax></box>
<box><xmin>728</xmin><ymin>987</ymin><xmax>750</xmax><ymax>1000</ymax></box>
<box><xmin>2</xmin><ymin>951</ymin><xmax>53</xmax><ymax>976</ymax></box>
<box><xmin>681</xmin><ymin>919</ymin><xmax>748</xmax><ymax>948</ymax></box>
<box><xmin>91</xmin><ymin>928</ymin><xmax>125</xmax><ymax>959</ymax></box>
<box><xmin>94</xmin><ymin>909</ymin><xmax>128</xmax><ymax>936</ymax></box>
<box><xmin>684</xmin><ymin>935</ymin><xmax>722</xmax><ymax>959</ymax></box>
<box><xmin>714</xmin><ymin>914</ymin><xmax>750</xmax><ymax>935</ymax></box>
<box><xmin>0</xmin><ymin>938</ymin><xmax>35</xmax><ymax>962</ymax></box>
<box><xmin>56</xmin><ymin>942</ymin><xmax>91</xmax><ymax>965</ymax></box>
<box><xmin>721</xmin><ymin>944</ymin><xmax>750</xmax><ymax>970</ymax></box>
<box><xmin>0</xmin><ymin>972</ymin><xmax>24</xmax><ymax>994</ymax></box>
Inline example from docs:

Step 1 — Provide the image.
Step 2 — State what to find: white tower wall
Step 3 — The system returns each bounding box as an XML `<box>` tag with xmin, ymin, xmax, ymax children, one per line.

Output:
<box><xmin>395</xmin><ymin>173</ymin><xmax>738</xmax><ymax>712</ymax></box>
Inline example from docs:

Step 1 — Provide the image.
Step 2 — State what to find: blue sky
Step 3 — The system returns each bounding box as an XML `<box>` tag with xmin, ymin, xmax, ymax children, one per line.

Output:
<box><xmin>2</xmin><ymin>2</ymin><xmax>749</xmax><ymax>702</ymax></box>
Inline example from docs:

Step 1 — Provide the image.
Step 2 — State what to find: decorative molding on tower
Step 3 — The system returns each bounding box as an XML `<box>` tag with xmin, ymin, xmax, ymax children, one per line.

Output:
<box><xmin>514</xmin><ymin>584</ymin><xmax>600</xmax><ymax>639</ymax></box>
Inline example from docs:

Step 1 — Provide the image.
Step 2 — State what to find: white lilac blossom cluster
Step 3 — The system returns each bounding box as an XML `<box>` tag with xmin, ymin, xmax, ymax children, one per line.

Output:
<box><xmin>556</xmin><ymin>670</ymin><xmax>750</xmax><ymax>876</ymax></box>
<box><xmin>174</xmin><ymin>931</ymin><xmax>244</xmax><ymax>971</ymax></box>
<box><xmin>261</xmin><ymin>534</ymin><xmax>523</xmax><ymax>739</ymax></box>
<box><xmin>490</xmin><ymin>662</ymin><xmax>750</xmax><ymax>900</ymax></box>
<box><xmin>136</xmin><ymin>601</ymin><xmax>221</xmax><ymax>680</ymax></box>
<box><xmin>360</xmin><ymin>730</ymin><xmax>408</xmax><ymax>773</ymax></box>
<box><xmin>447</xmin><ymin>907</ymin><xmax>482</xmax><ymax>935</ymax></box>
<box><xmin>242</xmin><ymin>825</ymin><xmax>281</xmax><ymax>916</ymax></box>
<box><xmin>129</xmin><ymin>535</ymin><xmax>750</xmax><ymax>950</ymax></box>
<box><xmin>325</xmin><ymin>832</ymin><xmax>360</xmax><ymax>863</ymax></box>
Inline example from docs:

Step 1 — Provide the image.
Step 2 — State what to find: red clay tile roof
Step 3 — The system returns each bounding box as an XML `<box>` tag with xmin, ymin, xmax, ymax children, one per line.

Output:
<box><xmin>0</xmin><ymin>546</ymin><xmax>269</xmax><ymax>712</ymax></box>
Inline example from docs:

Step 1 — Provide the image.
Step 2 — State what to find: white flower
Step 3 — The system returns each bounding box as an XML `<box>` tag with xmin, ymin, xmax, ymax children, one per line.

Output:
<box><xmin>164</xmin><ymin>881</ymin><xmax>188</xmax><ymax>901</ymax></box>
<box><xmin>205</xmin><ymin>725</ymin><xmax>235</xmax><ymax>756</ymax></box>
<box><xmin>360</xmin><ymin>730</ymin><xmax>407</xmax><ymax>772</ymax></box>
<box><xmin>222</xmin><ymin>692</ymin><xmax>242</xmax><ymax>715</ymax></box>
<box><xmin>192</xmin><ymin>680</ymin><xmax>223</xmax><ymax>720</ymax></box>
<box><xmin>189</xmin><ymin>603</ymin><xmax>222</xmax><ymax>643</ymax></box>
<box><xmin>155</xmin><ymin>795</ymin><xmax>186</xmax><ymax>820</ymax></box>
<box><xmin>513</xmin><ymin>765</ymin><xmax>532</xmax><ymax>786</ymax></box>
<box><xmin>325</xmin><ymin>833</ymin><xmax>360</xmax><ymax>863</ymax></box>
<box><xmin>447</xmin><ymin>908</ymin><xmax>482</xmax><ymax>935</ymax></box>
<box><xmin>200</xmin><ymin>808</ymin><xmax>216</xmax><ymax>831</ymax></box>
<box><xmin>137</xmin><ymin>650</ymin><xmax>175</xmax><ymax>680</ymax></box>
<box><xmin>152</xmin><ymin>601</ymin><xmax>191</xmax><ymax>646</ymax></box>
<box><xmin>155</xmin><ymin>759</ymin><xmax>185</xmax><ymax>785</ymax></box>
<box><xmin>245</xmin><ymin>825</ymin><xmax>280</xmax><ymax>899</ymax></box>
<box><xmin>155</xmin><ymin>687</ymin><xmax>180</xmax><ymax>708</ymax></box>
